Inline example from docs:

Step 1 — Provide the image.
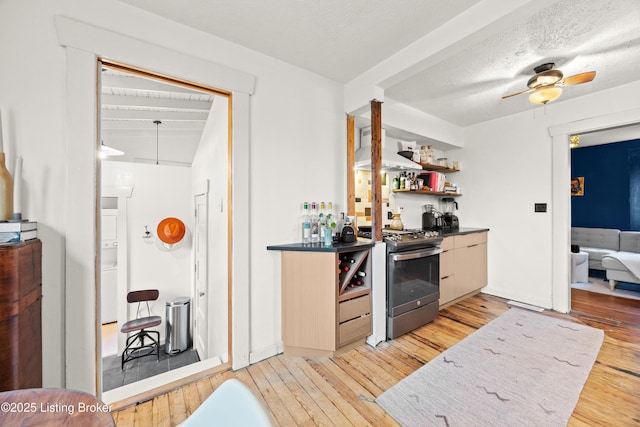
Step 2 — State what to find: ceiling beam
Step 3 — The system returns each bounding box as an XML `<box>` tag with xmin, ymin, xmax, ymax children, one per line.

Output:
<box><xmin>101</xmin><ymin>121</ymin><xmax>205</xmax><ymax>131</ymax></box>
<box><xmin>101</xmin><ymin>109</ymin><xmax>209</xmax><ymax>121</ymax></box>
<box><xmin>101</xmin><ymin>94</ymin><xmax>212</xmax><ymax>111</ymax></box>
<box><xmin>102</xmin><ymin>74</ymin><xmax>209</xmax><ymax>96</ymax></box>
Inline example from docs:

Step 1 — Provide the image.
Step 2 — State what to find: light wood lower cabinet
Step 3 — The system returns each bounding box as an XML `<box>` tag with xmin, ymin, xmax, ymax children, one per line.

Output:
<box><xmin>439</xmin><ymin>231</ymin><xmax>487</xmax><ymax>308</ymax></box>
<box><xmin>280</xmin><ymin>247</ymin><xmax>372</xmax><ymax>357</ymax></box>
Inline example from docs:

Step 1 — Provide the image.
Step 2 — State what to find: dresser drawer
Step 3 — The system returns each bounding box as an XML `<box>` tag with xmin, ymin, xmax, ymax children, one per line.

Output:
<box><xmin>441</xmin><ymin>236</ymin><xmax>454</xmax><ymax>251</ymax></box>
<box><xmin>440</xmin><ymin>249</ymin><xmax>454</xmax><ymax>278</ymax></box>
<box><xmin>338</xmin><ymin>314</ymin><xmax>371</xmax><ymax>347</ymax></box>
<box><xmin>339</xmin><ymin>294</ymin><xmax>371</xmax><ymax>323</ymax></box>
<box><xmin>454</xmin><ymin>231</ymin><xmax>487</xmax><ymax>248</ymax></box>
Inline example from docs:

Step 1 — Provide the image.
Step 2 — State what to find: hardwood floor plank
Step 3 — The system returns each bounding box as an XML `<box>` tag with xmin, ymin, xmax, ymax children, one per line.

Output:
<box><xmin>268</xmin><ymin>356</ymin><xmax>335</xmax><ymax>426</ymax></box>
<box><xmin>308</xmin><ymin>358</ymin><xmax>400</xmax><ymax>427</ymax></box>
<box><xmin>181</xmin><ymin>383</ymin><xmax>201</xmax><ymax>418</ymax></box>
<box><xmin>194</xmin><ymin>377</ymin><xmax>214</xmax><ymax>404</ymax></box>
<box><xmin>166</xmin><ymin>388</ymin><xmax>187</xmax><ymax>426</ymax></box>
<box><xmin>151</xmin><ymin>393</ymin><xmax>171</xmax><ymax>427</ymax></box>
<box><xmin>287</xmin><ymin>356</ymin><xmax>356</xmax><ymax>426</ymax></box>
<box><xmin>112</xmin><ymin>291</ymin><xmax>640</xmax><ymax>427</ymax></box>
<box><xmin>132</xmin><ymin>399</ymin><xmax>153</xmax><ymax>427</ymax></box>
<box><xmin>247</xmin><ymin>362</ymin><xmax>297</xmax><ymax>426</ymax></box>
<box><xmin>115</xmin><ymin>405</ymin><xmax>136</xmax><ymax>427</ymax></box>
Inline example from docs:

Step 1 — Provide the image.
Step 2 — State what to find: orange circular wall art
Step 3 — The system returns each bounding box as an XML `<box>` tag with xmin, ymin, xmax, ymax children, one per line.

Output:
<box><xmin>157</xmin><ymin>217</ymin><xmax>186</xmax><ymax>245</ymax></box>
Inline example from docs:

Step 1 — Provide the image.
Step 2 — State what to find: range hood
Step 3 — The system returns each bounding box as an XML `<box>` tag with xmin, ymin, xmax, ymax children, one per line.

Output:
<box><xmin>354</xmin><ymin>127</ymin><xmax>422</xmax><ymax>171</ymax></box>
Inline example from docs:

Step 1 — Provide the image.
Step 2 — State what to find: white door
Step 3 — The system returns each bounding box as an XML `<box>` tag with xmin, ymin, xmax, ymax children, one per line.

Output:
<box><xmin>194</xmin><ymin>193</ymin><xmax>209</xmax><ymax>359</ymax></box>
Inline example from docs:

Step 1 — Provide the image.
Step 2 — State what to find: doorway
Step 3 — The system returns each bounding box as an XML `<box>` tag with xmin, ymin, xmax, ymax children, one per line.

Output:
<box><xmin>550</xmin><ymin>108</ymin><xmax>640</xmax><ymax>314</ymax></box>
<box><xmin>98</xmin><ymin>61</ymin><xmax>232</xmax><ymax>395</ymax></box>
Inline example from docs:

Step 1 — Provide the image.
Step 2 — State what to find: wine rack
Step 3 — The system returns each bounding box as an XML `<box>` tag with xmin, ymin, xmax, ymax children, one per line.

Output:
<box><xmin>337</xmin><ymin>249</ymin><xmax>370</xmax><ymax>302</ymax></box>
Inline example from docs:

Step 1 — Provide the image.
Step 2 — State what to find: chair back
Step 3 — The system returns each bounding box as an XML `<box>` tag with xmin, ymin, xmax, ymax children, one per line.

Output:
<box><xmin>127</xmin><ymin>289</ymin><xmax>159</xmax><ymax>303</ymax></box>
<box><xmin>127</xmin><ymin>289</ymin><xmax>159</xmax><ymax>319</ymax></box>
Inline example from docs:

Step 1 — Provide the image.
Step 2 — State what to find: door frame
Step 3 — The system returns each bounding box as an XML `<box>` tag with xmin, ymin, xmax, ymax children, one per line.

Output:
<box><xmin>193</xmin><ymin>184</ymin><xmax>209</xmax><ymax>360</ymax></box>
<box><xmin>550</xmin><ymin>107</ymin><xmax>640</xmax><ymax>313</ymax></box>
<box><xmin>56</xmin><ymin>16</ymin><xmax>255</xmax><ymax>397</ymax></box>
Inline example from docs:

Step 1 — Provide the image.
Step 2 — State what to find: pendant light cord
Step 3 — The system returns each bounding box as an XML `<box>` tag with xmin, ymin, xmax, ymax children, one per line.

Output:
<box><xmin>154</xmin><ymin>120</ymin><xmax>161</xmax><ymax>165</ymax></box>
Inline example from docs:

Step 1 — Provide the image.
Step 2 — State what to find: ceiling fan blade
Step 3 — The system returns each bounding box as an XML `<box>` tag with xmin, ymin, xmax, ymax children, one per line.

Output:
<box><xmin>560</xmin><ymin>71</ymin><xmax>596</xmax><ymax>86</ymax></box>
<box><xmin>501</xmin><ymin>87</ymin><xmax>535</xmax><ymax>99</ymax></box>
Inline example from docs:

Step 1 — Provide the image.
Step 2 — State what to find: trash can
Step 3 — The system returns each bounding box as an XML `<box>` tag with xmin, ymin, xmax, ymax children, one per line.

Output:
<box><xmin>165</xmin><ymin>297</ymin><xmax>192</xmax><ymax>354</ymax></box>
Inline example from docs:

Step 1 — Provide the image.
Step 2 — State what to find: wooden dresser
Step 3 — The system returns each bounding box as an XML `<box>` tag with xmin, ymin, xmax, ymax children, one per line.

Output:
<box><xmin>0</xmin><ymin>239</ymin><xmax>42</xmax><ymax>391</ymax></box>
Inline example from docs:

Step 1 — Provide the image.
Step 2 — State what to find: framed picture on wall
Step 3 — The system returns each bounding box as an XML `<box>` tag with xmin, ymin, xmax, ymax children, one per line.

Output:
<box><xmin>571</xmin><ymin>177</ymin><xmax>584</xmax><ymax>196</ymax></box>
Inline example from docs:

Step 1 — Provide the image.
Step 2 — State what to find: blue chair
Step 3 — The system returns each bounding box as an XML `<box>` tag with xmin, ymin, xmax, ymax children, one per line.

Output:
<box><xmin>180</xmin><ymin>379</ymin><xmax>273</xmax><ymax>426</ymax></box>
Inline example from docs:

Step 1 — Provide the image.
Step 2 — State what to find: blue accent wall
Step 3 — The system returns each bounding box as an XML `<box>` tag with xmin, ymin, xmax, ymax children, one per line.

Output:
<box><xmin>571</xmin><ymin>139</ymin><xmax>640</xmax><ymax>231</ymax></box>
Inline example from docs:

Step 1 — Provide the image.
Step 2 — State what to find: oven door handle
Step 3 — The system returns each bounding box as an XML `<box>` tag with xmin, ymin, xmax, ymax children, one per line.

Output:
<box><xmin>391</xmin><ymin>247</ymin><xmax>442</xmax><ymax>261</ymax></box>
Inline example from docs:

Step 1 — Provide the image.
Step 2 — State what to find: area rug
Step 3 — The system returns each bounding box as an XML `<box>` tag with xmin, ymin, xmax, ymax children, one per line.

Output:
<box><xmin>377</xmin><ymin>308</ymin><xmax>604</xmax><ymax>426</ymax></box>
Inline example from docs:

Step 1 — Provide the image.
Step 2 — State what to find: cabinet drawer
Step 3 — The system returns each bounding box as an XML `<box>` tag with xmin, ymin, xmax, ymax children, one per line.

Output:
<box><xmin>454</xmin><ymin>231</ymin><xmax>487</xmax><ymax>248</ymax></box>
<box><xmin>338</xmin><ymin>314</ymin><xmax>371</xmax><ymax>347</ymax></box>
<box><xmin>440</xmin><ymin>250</ymin><xmax>454</xmax><ymax>278</ymax></box>
<box><xmin>339</xmin><ymin>294</ymin><xmax>371</xmax><ymax>323</ymax></box>
<box><xmin>441</xmin><ymin>236</ymin><xmax>454</xmax><ymax>251</ymax></box>
<box><xmin>439</xmin><ymin>275</ymin><xmax>456</xmax><ymax>306</ymax></box>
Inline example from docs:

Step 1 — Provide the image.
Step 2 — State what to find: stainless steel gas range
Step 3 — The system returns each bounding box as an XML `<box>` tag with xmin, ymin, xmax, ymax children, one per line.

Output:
<box><xmin>359</xmin><ymin>228</ymin><xmax>442</xmax><ymax>339</ymax></box>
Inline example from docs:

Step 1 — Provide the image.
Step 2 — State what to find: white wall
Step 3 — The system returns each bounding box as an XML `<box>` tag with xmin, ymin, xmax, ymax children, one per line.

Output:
<box><xmin>0</xmin><ymin>0</ymin><xmax>344</xmax><ymax>389</ymax></box>
<box><xmin>191</xmin><ymin>97</ymin><xmax>230</xmax><ymax>360</ymax></box>
<box><xmin>102</xmin><ymin>161</ymin><xmax>192</xmax><ymax>342</ymax></box>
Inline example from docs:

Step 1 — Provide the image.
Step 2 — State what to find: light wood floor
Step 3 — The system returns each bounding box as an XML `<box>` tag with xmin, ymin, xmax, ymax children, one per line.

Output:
<box><xmin>112</xmin><ymin>290</ymin><xmax>640</xmax><ymax>426</ymax></box>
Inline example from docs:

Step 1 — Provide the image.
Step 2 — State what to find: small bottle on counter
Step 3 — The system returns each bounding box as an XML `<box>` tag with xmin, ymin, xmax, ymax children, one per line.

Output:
<box><xmin>310</xmin><ymin>202</ymin><xmax>319</xmax><ymax>244</ymax></box>
<box><xmin>301</xmin><ymin>202</ymin><xmax>311</xmax><ymax>244</ymax></box>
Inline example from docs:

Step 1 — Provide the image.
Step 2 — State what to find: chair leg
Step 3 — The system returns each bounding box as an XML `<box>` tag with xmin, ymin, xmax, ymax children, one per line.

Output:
<box><xmin>121</xmin><ymin>329</ymin><xmax>161</xmax><ymax>370</ymax></box>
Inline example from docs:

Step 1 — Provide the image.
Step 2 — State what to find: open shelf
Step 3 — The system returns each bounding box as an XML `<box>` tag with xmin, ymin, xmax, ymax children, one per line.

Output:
<box><xmin>418</xmin><ymin>163</ymin><xmax>459</xmax><ymax>173</ymax></box>
<box><xmin>392</xmin><ymin>189</ymin><xmax>461</xmax><ymax>196</ymax></box>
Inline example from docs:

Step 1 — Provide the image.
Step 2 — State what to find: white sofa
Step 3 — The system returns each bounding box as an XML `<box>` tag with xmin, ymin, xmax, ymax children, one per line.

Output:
<box><xmin>571</xmin><ymin>227</ymin><xmax>640</xmax><ymax>290</ymax></box>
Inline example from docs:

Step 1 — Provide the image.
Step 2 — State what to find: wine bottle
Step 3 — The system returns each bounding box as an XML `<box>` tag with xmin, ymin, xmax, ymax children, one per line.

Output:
<box><xmin>319</xmin><ymin>201</ymin><xmax>326</xmax><ymax>240</ymax></box>
<box><xmin>301</xmin><ymin>202</ymin><xmax>311</xmax><ymax>244</ymax></box>
<box><xmin>310</xmin><ymin>202</ymin><xmax>319</xmax><ymax>243</ymax></box>
<box><xmin>356</xmin><ymin>270</ymin><xmax>366</xmax><ymax>277</ymax></box>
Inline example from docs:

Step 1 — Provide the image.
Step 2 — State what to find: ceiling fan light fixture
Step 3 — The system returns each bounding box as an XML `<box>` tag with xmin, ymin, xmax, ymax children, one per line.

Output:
<box><xmin>529</xmin><ymin>86</ymin><xmax>562</xmax><ymax>104</ymax></box>
<box><xmin>527</xmin><ymin>69</ymin><xmax>563</xmax><ymax>88</ymax></box>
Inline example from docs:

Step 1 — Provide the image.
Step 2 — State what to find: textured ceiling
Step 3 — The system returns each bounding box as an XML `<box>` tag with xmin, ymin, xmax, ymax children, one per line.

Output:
<box><xmin>117</xmin><ymin>0</ymin><xmax>481</xmax><ymax>83</ymax></box>
<box><xmin>117</xmin><ymin>0</ymin><xmax>640</xmax><ymax>128</ymax></box>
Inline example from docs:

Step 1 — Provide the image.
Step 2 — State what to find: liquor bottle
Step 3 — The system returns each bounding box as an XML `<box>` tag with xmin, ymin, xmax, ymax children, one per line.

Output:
<box><xmin>327</xmin><ymin>202</ymin><xmax>335</xmax><ymax>238</ymax></box>
<box><xmin>301</xmin><ymin>202</ymin><xmax>311</xmax><ymax>244</ymax></box>
<box><xmin>319</xmin><ymin>201</ymin><xmax>326</xmax><ymax>240</ymax></box>
<box><xmin>310</xmin><ymin>202</ymin><xmax>319</xmax><ymax>243</ymax></box>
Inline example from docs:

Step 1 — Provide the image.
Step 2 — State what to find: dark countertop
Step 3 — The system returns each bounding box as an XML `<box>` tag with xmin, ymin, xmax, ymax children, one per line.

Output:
<box><xmin>439</xmin><ymin>227</ymin><xmax>490</xmax><ymax>237</ymax></box>
<box><xmin>267</xmin><ymin>239</ymin><xmax>375</xmax><ymax>253</ymax></box>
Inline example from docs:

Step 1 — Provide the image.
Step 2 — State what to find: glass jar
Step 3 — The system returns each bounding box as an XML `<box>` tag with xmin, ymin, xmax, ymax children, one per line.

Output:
<box><xmin>390</xmin><ymin>213</ymin><xmax>404</xmax><ymax>230</ymax></box>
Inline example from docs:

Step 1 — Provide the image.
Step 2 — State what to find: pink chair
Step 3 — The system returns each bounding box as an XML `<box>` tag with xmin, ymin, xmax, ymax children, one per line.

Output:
<box><xmin>121</xmin><ymin>289</ymin><xmax>162</xmax><ymax>369</ymax></box>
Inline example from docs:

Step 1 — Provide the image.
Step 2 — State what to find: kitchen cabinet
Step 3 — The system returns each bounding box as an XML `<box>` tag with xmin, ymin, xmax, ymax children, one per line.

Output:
<box><xmin>439</xmin><ymin>231</ymin><xmax>487</xmax><ymax>308</ymax></box>
<box><xmin>268</xmin><ymin>242</ymin><xmax>373</xmax><ymax>357</ymax></box>
<box><xmin>0</xmin><ymin>239</ymin><xmax>42</xmax><ymax>391</ymax></box>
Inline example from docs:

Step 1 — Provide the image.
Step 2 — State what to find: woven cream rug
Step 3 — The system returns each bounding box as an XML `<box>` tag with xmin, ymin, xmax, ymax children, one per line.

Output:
<box><xmin>377</xmin><ymin>308</ymin><xmax>604</xmax><ymax>426</ymax></box>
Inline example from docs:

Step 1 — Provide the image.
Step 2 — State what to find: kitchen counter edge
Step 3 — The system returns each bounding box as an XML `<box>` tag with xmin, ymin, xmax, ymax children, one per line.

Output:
<box><xmin>439</xmin><ymin>227</ymin><xmax>490</xmax><ymax>237</ymax></box>
<box><xmin>267</xmin><ymin>239</ymin><xmax>375</xmax><ymax>253</ymax></box>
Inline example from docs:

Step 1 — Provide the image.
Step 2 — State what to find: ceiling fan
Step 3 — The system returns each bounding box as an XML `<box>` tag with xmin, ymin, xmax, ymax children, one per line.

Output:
<box><xmin>502</xmin><ymin>63</ymin><xmax>596</xmax><ymax>104</ymax></box>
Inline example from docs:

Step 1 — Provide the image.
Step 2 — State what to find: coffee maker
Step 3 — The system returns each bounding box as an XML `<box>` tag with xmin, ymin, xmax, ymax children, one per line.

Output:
<box><xmin>422</xmin><ymin>204</ymin><xmax>443</xmax><ymax>231</ymax></box>
<box><xmin>441</xmin><ymin>197</ymin><xmax>459</xmax><ymax>232</ymax></box>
